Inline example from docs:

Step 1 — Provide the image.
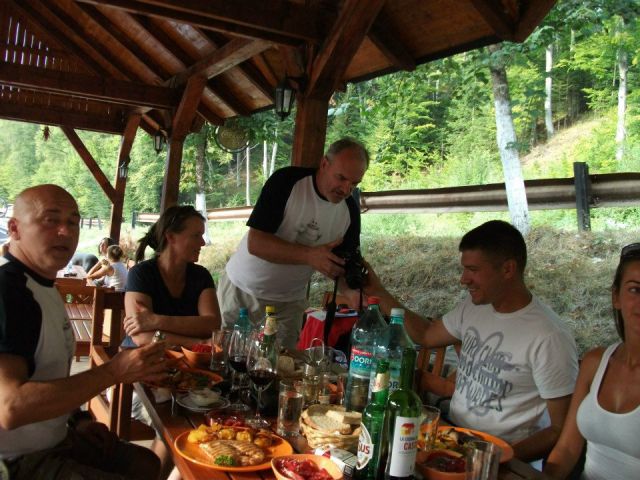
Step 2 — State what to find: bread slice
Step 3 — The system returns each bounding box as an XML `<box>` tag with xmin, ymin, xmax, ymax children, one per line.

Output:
<box><xmin>303</xmin><ymin>405</ymin><xmax>353</xmax><ymax>435</ymax></box>
<box><xmin>326</xmin><ymin>409</ymin><xmax>361</xmax><ymax>425</ymax></box>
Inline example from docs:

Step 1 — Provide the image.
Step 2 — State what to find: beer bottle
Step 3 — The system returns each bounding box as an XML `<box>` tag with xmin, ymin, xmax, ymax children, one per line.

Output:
<box><xmin>384</xmin><ymin>347</ymin><xmax>421</xmax><ymax>480</ymax></box>
<box><xmin>355</xmin><ymin>358</ymin><xmax>390</xmax><ymax>480</ymax></box>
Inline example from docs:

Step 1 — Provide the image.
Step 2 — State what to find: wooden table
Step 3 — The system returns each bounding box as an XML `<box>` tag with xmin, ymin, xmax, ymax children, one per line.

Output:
<box><xmin>133</xmin><ymin>383</ymin><xmax>550</xmax><ymax>480</ymax></box>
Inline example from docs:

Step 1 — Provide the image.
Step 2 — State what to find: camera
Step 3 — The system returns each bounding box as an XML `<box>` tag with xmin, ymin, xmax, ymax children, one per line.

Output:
<box><xmin>341</xmin><ymin>248</ymin><xmax>368</xmax><ymax>290</ymax></box>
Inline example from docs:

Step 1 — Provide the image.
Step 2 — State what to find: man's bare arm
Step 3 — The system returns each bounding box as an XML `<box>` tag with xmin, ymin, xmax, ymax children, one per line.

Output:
<box><xmin>247</xmin><ymin>228</ymin><xmax>345</xmax><ymax>279</ymax></box>
<box><xmin>512</xmin><ymin>395</ymin><xmax>572</xmax><ymax>462</ymax></box>
<box><xmin>0</xmin><ymin>345</ymin><xmax>167</xmax><ymax>430</ymax></box>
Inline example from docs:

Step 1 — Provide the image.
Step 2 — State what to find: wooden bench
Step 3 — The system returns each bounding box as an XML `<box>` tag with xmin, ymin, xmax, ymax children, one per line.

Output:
<box><xmin>55</xmin><ymin>282</ymin><xmax>97</xmax><ymax>361</ymax></box>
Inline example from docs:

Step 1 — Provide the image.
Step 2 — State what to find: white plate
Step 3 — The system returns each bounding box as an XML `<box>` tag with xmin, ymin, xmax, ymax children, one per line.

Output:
<box><xmin>175</xmin><ymin>393</ymin><xmax>230</xmax><ymax>413</ymax></box>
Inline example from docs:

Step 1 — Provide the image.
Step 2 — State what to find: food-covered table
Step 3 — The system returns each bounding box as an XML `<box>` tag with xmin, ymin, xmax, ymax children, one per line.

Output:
<box><xmin>133</xmin><ymin>382</ymin><xmax>550</xmax><ymax>480</ymax></box>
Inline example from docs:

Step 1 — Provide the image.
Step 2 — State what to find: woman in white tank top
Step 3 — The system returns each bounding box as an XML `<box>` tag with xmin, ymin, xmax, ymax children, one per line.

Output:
<box><xmin>544</xmin><ymin>244</ymin><xmax>640</xmax><ymax>479</ymax></box>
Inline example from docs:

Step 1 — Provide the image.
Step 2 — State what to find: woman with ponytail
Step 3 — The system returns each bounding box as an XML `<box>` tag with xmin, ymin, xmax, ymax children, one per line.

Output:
<box><xmin>124</xmin><ymin>205</ymin><xmax>221</xmax><ymax>346</ymax></box>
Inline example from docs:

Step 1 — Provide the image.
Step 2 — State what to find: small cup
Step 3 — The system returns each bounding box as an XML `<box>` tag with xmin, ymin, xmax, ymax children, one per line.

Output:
<box><xmin>302</xmin><ymin>374</ymin><xmax>321</xmax><ymax>407</ymax></box>
<box><xmin>465</xmin><ymin>440</ymin><xmax>501</xmax><ymax>480</ymax></box>
<box><xmin>210</xmin><ymin>329</ymin><xmax>231</xmax><ymax>373</ymax></box>
<box><xmin>277</xmin><ymin>379</ymin><xmax>304</xmax><ymax>437</ymax></box>
<box><xmin>418</xmin><ymin>405</ymin><xmax>440</xmax><ymax>451</ymax></box>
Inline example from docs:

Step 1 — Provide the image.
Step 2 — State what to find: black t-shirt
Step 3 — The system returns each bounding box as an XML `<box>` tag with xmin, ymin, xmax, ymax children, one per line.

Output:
<box><xmin>125</xmin><ymin>257</ymin><xmax>215</xmax><ymax>316</ymax></box>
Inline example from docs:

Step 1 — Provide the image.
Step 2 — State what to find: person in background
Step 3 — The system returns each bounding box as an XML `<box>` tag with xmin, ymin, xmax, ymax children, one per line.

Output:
<box><xmin>544</xmin><ymin>243</ymin><xmax>640</xmax><ymax>479</ymax></box>
<box><xmin>218</xmin><ymin>137</ymin><xmax>369</xmax><ymax>350</ymax></box>
<box><xmin>86</xmin><ymin>237</ymin><xmax>116</xmax><ymax>279</ymax></box>
<box><xmin>0</xmin><ymin>184</ymin><xmax>166</xmax><ymax>479</ymax></box>
<box><xmin>124</xmin><ymin>205</ymin><xmax>221</xmax><ymax>347</ymax></box>
<box><xmin>86</xmin><ymin>244</ymin><xmax>128</xmax><ymax>291</ymax></box>
<box><xmin>364</xmin><ymin>220</ymin><xmax>579</xmax><ymax>464</ymax></box>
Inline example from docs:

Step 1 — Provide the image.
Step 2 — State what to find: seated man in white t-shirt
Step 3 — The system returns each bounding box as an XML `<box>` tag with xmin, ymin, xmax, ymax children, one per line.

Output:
<box><xmin>365</xmin><ymin>220</ymin><xmax>579</xmax><ymax>463</ymax></box>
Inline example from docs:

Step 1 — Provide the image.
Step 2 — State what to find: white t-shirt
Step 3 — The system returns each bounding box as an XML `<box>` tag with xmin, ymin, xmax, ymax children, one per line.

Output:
<box><xmin>106</xmin><ymin>261</ymin><xmax>128</xmax><ymax>291</ymax></box>
<box><xmin>226</xmin><ymin>167</ymin><xmax>359</xmax><ymax>302</ymax></box>
<box><xmin>443</xmin><ymin>294</ymin><xmax>578</xmax><ymax>443</ymax></box>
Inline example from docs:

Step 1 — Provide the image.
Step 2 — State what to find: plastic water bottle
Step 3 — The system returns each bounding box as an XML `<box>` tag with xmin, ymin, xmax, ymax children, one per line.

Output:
<box><xmin>236</xmin><ymin>307</ymin><xmax>250</xmax><ymax>332</ymax></box>
<box><xmin>385</xmin><ymin>308</ymin><xmax>415</xmax><ymax>394</ymax></box>
<box><xmin>345</xmin><ymin>297</ymin><xmax>388</xmax><ymax>412</ymax></box>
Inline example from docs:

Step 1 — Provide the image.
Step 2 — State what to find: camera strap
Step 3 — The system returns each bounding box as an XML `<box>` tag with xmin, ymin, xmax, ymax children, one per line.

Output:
<box><xmin>323</xmin><ymin>278</ymin><xmax>339</xmax><ymax>345</ymax></box>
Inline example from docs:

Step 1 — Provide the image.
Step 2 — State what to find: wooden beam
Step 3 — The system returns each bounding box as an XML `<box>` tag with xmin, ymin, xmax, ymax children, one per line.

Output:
<box><xmin>0</xmin><ymin>63</ymin><xmax>178</xmax><ymax>109</ymax></box>
<box><xmin>76</xmin><ymin>0</ymin><xmax>307</xmax><ymax>47</ymax></box>
<box><xmin>291</xmin><ymin>93</ymin><xmax>331</xmax><ymax>168</ymax></box>
<box><xmin>207</xmin><ymin>78</ymin><xmax>252</xmax><ymax>117</ymax></box>
<box><xmin>60</xmin><ymin>126</ymin><xmax>117</xmax><ymax>203</ymax></box>
<box><xmin>197</xmin><ymin>105</ymin><xmax>224</xmax><ymax>126</ymax></box>
<box><xmin>0</xmin><ymin>102</ymin><xmax>125</xmax><ymax>134</ymax></box>
<box><xmin>77</xmin><ymin>0</ymin><xmax>328</xmax><ymax>44</ymax></box>
<box><xmin>514</xmin><ymin>0</ymin><xmax>557</xmax><ymax>42</ymax></box>
<box><xmin>110</xmin><ymin>113</ymin><xmax>141</xmax><ymax>241</ymax></box>
<box><xmin>470</xmin><ymin>0</ymin><xmax>516</xmax><ymax>41</ymax></box>
<box><xmin>307</xmin><ymin>0</ymin><xmax>386</xmax><ymax>96</ymax></box>
<box><xmin>160</xmin><ymin>76</ymin><xmax>206</xmax><ymax>210</ymax></box>
<box><xmin>168</xmin><ymin>38</ymin><xmax>271</xmax><ymax>87</ymax></box>
<box><xmin>172</xmin><ymin>75</ymin><xmax>207</xmax><ymax>140</ymax></box>
<box><xmin>368</xmin><ymin>16</ymin><xmax>416</xmax><ymax>71</ymax></box>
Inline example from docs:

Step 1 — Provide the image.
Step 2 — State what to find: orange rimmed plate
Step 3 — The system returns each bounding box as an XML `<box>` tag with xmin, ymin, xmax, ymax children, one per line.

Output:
<box><xmin>174</xmin><ymin>433</ymin><xmax>293</xmax><ymax>472</ymax></box>
<box><xmin>436</xmin><ymin>426</ymin><xmax>513</xmax><ymax>463</ymax></box>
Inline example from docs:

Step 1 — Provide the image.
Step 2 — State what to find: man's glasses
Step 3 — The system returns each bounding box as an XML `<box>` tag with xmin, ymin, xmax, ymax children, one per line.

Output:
<box><xmin>621</xmin><ymin>243</ymin><xmax>640</xmax><ymax>259</ymax></box>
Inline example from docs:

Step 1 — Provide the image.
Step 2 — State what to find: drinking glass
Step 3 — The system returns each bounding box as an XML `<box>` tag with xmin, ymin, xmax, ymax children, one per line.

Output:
<box><xmin>227</xmin><ymin>328</ymin><xmax>251</xmax><ymax>412</ymax></box>
<box><xmin>210</xmin><ymin>329</ymin><xmax>231</xmax><ymax>374</ymax></box>
<box><xmin>246</xmin><ymin>331</ymin><xmax>277</xmax><ymax>428</ymax></box>
<box><xmin>417</xmin><ymin>405</ymin><xmax>440</xmax><ymax>451</ymax></box>
<box><xmin>465</xmin><ymin>440</ymin><xmax>501</xmax><ymax>480</ymax></box>
<box><xmin>277</xmin><ymin>379</ymin><xmax>303</xmax><ymax>437</ymax></box>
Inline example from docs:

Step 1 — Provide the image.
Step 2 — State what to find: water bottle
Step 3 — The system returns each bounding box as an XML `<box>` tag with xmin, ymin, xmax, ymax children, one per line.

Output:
<box><xmin>385</xmin><ymin>308</ymin><xmax>415</xmax><ymax>394</ymax></box>
<box><xmin>236</xmin><ymin>307</ymin><xmax>250</xmax><ymax>332</ymax></box>
<box><xmin>344</xmin><ymin>297</ymin><xmax>388</xmax><ymax>412</ymax></box>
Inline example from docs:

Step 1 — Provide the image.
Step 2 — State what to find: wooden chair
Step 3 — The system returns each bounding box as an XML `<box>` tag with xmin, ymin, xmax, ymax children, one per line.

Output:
<box><xmin>55</xmin><ymin>282</ymin><xmax>95</xmax><ymax>361</ymax></box>
<box><xmin>415</xmin><ymin>344</ymin><xmax>460</xmax><ymax>401</ymax></box>
<box><xmin>88</xmin><ymin>288</ymin><xmax>154</xmax><ymax>441</ymax></box>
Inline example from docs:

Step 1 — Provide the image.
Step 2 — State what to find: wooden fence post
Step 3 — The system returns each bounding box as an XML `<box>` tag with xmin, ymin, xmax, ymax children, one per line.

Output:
<box><xmin>574</xmin><ymin>162</ymin><xmax>591</xmax><ymax>231</ymax></box>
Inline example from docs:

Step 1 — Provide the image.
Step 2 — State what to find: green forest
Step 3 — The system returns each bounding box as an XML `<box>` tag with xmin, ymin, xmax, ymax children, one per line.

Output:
<box><xmin>0</xmin><ymin>0</ymin><xmax>638</xmax><ymax>226</ymax></box>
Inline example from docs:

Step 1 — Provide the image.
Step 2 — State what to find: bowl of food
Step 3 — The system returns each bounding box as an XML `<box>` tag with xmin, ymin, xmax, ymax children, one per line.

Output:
<box><xmin>182</xmin><ymin>343</ymin><xmax>212</xmax><ymax>369</ymax></box>
<box><xmin>416</xmin><ymin>449</ymin><xmax>466</xmax><ymax>480</ymax></box>
<box><xmin>272</xmin><ymin>454</ymin><xmax>343</xmax><ymax>480</ymax></box>
<box><xmin>188</xmin><ymin>387</ymin><xmax>221</xmax><ymax>407</ymax></box>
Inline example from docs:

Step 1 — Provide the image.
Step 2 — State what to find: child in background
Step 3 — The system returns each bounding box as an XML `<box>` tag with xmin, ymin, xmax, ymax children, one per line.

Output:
<box><xmin>87</xmin><ymin>244</ymin><xmax>128</xmax><ymax>291</ymax></box>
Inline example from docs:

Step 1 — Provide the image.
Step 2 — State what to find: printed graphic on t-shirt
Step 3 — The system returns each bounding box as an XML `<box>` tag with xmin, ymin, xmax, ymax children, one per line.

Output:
<box><xmin>295</xmin><ymin>219</ymin><xmax>322</xmax><ymax>244</ymax></box>
<box><xmin>457</xmin><ymin>327</ymin><xmax>516</xmax><ymax>415</ymax></box>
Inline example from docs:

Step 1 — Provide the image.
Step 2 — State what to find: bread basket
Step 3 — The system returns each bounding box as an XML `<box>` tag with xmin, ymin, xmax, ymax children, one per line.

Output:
<box><xmin>299</xmin><ymin>406</ymin><xmax>360</xmax><ymax>453</ymax></box>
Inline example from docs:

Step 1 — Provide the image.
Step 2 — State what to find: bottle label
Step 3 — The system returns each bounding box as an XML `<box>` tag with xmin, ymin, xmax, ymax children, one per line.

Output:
<box><xmin>264</xmin><ymin>316</ymin><xmax>277</xmax><ymax>336</ymax></box>
<box><xmin>356</xmin><ymin>423</ymin><xmax>373</xmax><ymax>470</ymax></box>
<box><xmin>388</xmin><ymin>416</ymin><xmax>419</xmax><ymax>477</ymax></box>
<box><xmin>349</xmin><ymin>347</ymin><xmax>373</xmax><ymax>378</ymax></box>
<box><xmin>372</xmin><ymin>371</ymin><xmax>390</xmax><ymax>393</ymax></box>
<box><xmin>389</xmin><ymin>358</ymin><xmax>401</xmax><ymax>393</ymax></box>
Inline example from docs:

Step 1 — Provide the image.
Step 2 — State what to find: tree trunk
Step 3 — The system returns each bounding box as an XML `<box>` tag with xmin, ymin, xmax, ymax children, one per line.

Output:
<box><xmin>262</xmin><ymin>140</ymin><xmax>268</xmax><ymax>182</ymax></box>
<box><xmin>615</xmin><ymin>47</ymin><xmax>627</xmax><ymax>163</ymax></box>
<box><xmin>488</xmin><ymin>44</ymin><xmax>530</xmax><ymax>235</ymax></box>
<box><xmin>236</xmin><ymin>152</ymin><xmax>241</xmax><ymax>187</ymax></box>
<box><xmin>544</xmin><ymin>43</ymin><xmax>554</xmax><ymax>138</ymax></box>
<box><xmin>245</xmin><ymin>146</ymin><xmax>251</xmax><ymax>205</ymax></box>
<box><xmin>194</xmin><ymin>130</ymin><xmax>211</xmax><ymax>244</ymax></box>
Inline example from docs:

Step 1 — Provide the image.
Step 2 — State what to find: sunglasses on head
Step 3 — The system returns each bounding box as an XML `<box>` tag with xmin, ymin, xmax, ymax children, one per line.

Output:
<box><xmin>621</xmin><ymin>243</ymin><xmax>640</xmax><ymax>259</ymax></box>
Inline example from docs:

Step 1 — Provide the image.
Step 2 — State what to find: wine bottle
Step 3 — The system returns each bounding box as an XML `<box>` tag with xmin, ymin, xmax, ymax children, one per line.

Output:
<box><xmin>355</xmin><ymin>358</ymin><xmax>390</xmax><ymax>480</ymax></box>
<box><xmin>384</xmin><ymin>346</ymin><xmax>420</xmax><ymax>480</ymax></box>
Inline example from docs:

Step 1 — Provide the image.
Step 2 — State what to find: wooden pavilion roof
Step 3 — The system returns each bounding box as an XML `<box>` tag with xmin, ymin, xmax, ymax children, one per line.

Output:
<box><xmin>0</xmin><ymin>0</ymin><xmax>557</xmax><ymax>138</ymax></box>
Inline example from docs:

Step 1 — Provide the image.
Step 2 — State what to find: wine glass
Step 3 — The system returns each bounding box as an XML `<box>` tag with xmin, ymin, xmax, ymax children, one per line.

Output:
<box><xmin>227</xmin><ymin>328</ymin><xmax>251</xmax><ymax>412</ymax></box>
<box><xmin>246</xmin><ymin>331</ymin><xmax>277</xmax><ymax>428</ymax></box>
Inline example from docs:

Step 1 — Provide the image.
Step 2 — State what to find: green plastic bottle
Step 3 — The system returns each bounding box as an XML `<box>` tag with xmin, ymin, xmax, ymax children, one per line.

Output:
<box><xmin>355</xmin><ymin>358</ymin><xmax>390</xmax><ymax>480</ymax></box>
<box><xmin>384</xmin><ymin>347</ymin><xmax>421</xmax><ymax>480</ymax></box>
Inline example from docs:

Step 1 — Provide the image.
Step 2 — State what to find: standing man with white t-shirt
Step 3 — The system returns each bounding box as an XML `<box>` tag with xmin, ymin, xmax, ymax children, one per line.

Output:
<box><xmin>218</xmin><ymin>138</ymin><xmax>368</xmax><ymax>350</ymax></box>
<box><xmin>364</xmin><ymin>220</ymin><xmax>579</xmax><ymax>463</ymax></box>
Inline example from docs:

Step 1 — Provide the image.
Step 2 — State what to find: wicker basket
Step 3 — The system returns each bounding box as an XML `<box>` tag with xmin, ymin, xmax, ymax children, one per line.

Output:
<box><xmin>299</xmin><ymin>407</ymin><xmax>360</xmax><ymax>453</ymax></box>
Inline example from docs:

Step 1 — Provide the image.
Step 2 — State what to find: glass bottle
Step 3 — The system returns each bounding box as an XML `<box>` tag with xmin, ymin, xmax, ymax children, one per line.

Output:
<box><xmin>384</xmin><ymin>347</ymin><xmax>421</xmax><ymax>480</ymax></box>
<box><xmin>355</xmin><ymin>358</ymin><xmax>390</xmax><ymax>480</ymax></box>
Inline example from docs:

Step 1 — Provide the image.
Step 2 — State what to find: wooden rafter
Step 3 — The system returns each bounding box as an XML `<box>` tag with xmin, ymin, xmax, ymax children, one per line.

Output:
<box><xmin>77</xmin><ymin>0</ymin><xmax>329</xmax><ymax>45</ymax></box>
<box><xmin>61</xmin><ymin>126</ymin><xmax>117</xmax><ymax>203</ymax></box>
<box><xmin>172</xmin><ymin>75</ymin><xmax>206</xmax><ymax>139</ymax></box>
<box><xmin>168</xmin><ymin>38</ymin><xmax>271</xmax><ymax>87</ymax></box>
<box><xmin>470</xmin><ymin>0</ymin><xmax>516</xmax><ymax>41</ymax></box>
<box><xmin>368</xmin><ymin>16</ymin><xmax>416</xmax><ymax>71</ymax></box>
<box><xmin>307</xmin><ymin>0</ymin><xmax>386</xmax><ymax>96</ymax></box>
<box><xmin>514</xmin><ymin>0</ymin><xmax>558</xmax><ymax>42</ymax></box>
<box><xmin>0</xmin><ymin>63</ymin><xmax>178</xmax><ymax>109</ymax></box>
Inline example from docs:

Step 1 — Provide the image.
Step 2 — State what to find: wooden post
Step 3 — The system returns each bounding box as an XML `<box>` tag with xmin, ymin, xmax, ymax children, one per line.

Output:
<box><xmin>574</xmin><ymin>162</ymin><xmax>591</xmax><ymax>231</ymax></box>
<box><xmin>110</xmin><ymin>113</ymin><xmax>141</xmax><ymax>242</ymax></box>
<box><xmin>291</xmin><ymin>93</ymin><xmax>331</xmax><ymax>167</ymax></box>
